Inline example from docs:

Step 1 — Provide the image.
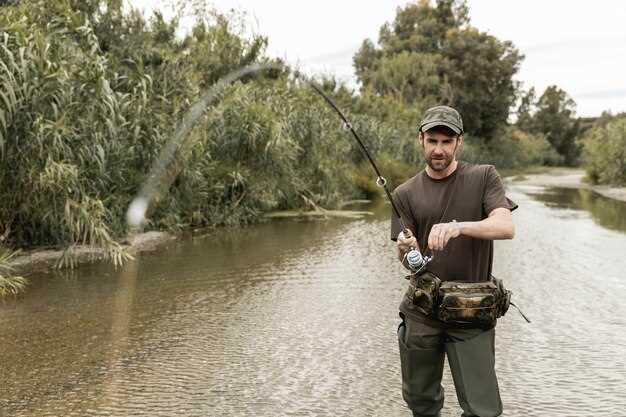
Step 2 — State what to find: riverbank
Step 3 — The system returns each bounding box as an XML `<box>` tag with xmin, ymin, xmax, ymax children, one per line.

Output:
<box><xmin>7</xmin><ymin>231</ymin><xmax>175</xmax><ymax>276</ymax></box>
<box><xmin>505</xmin><ymin>167</ymin><xmax>626</xmax><ymax>203</ymax></box>
<box><xmin>5</xmin><ymin>207</ymin><xmax>373</xmax><ymax>278</ymax></box>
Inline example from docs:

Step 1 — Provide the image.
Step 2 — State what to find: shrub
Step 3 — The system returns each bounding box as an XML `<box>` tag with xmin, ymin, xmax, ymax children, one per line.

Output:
<box><xmin>581</xmin><ymin>117</ymin><xmax>626</xmax><ymax>185</ymax></box>
<box><xmin>459</xmin><ymin>127</ymin><xmax>561</xmax><ymax>168</ymax></box>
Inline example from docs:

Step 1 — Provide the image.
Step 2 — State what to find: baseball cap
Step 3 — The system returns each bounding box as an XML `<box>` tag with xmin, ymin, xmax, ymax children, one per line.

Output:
<box><xmin>419</xmin><ymin>105</ymin><xmax>463</xmax><ymax>134</ymax></box>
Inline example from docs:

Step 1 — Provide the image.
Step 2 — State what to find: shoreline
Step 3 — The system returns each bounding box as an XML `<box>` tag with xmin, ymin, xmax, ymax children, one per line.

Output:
<box><xmin>8</xmin><ymin>231</ymin><xmax>176</xmax><ymax>276</ymax></box>
<box><xmin>505</xmin><ymin>167</ymin><xmax>626</xmax><ymax>203</ymax></box>
<box><xmin>6</xmin><ymin>208</ymin><xmax>373</xmax><ymax>277</ymax></box>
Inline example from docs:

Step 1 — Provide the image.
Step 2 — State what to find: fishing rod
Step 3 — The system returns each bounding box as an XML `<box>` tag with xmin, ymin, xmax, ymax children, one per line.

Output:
<box><xmin>305</xmin><ymin>81</ymin><xmax>431</xmax><ymax>273</ymax></box>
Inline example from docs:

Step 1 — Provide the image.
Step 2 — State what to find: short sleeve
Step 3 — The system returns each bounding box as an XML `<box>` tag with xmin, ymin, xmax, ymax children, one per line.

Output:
<box><xmin>483</xmin><ymin>165</ymin><xmax>518</xmax><ymax>216</ymax></box>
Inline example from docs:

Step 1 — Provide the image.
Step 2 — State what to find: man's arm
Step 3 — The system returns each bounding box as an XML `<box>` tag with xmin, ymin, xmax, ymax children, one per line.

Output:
<box><xmin>427</xmin><ymin>208</ymin><xmax>514</xmax><ymax>252</ymax></box>
<box><xmin>458</xmin><ymin>207</ymin><xmax>515</xmax><ymax>240</ymax></box>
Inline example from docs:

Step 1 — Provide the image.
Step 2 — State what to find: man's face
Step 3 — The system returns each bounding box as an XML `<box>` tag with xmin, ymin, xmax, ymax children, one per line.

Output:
<box><xmin>419</xmin><ymin>129</ymin><xmax>462</xmax><ymax>172</ymax></box>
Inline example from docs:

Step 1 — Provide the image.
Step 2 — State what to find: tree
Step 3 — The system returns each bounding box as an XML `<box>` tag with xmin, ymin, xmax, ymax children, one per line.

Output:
<box><xmin>516</xmin><ymin>87</ymin><xmax>537</xmax><ymax>132</ymax></box>
<box><xmin>353</xmin><ymin>0</ymin><xmax>523</xmax><ymax>141</ymax></box>
<box><xmin>531</xmin><ymin>86</ymin><xmax>581</xmax><ymax>165</ymax></box>
<box><xmin>442</xmin><ymin>28</ymin><xmax>522</xmax><ymax>139</ymax></box>
<box><xmin>359</xmin><ymin>51</ymin><xmax>445</xmax><ymax>106</ymax></box>
<box><xmin>582</xmin><ymin>116</ymin><xmax>626</xmax><ymax>185</ymax></box>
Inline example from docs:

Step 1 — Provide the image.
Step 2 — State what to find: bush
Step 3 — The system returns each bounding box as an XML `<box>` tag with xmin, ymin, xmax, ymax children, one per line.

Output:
<box><xmin>0</xmin><ymin>247</ymin><xmax>26</xmax><ymax>298</ymax></box>
<box><xmin>0</xmin><ymin>1</ymin><xmax>367</xmax><ymax>261</ymax></box>
<box><xmin>459</xmin><ymin>127</ymin><xmax>561</xmax><ymax>168</ymax></box>
<box><xmin>0</xmin><ymin>1</ymin><xmax>270</xmax><ymax>259</ymax></box>
<box><xmin>581</xmin><ymin>117</ymin><xmax>626</xmax><ymax>185</ymax></box>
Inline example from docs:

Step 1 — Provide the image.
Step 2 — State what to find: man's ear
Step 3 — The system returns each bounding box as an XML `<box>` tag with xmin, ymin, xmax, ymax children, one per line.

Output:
<box><xmin>418</xmin><ymin>132</ymin><xmax>424</xmax><ymax>146</ymax></box>
<box><xmin>457</xmin><ymin>134</ymin><xmax>464</xmax><ymax>146</ymax></box>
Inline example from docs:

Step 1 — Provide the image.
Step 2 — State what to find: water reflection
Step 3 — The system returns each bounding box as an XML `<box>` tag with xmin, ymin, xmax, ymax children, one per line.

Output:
<box><xmin>525</xmin><ymin>187</ymin><xmax>626</xmax><ymax>233</ymax></box>
<box><xmin>99</xmin><ymin>259</ymin><xmax>138</xmax><ymax>411</ymax></box>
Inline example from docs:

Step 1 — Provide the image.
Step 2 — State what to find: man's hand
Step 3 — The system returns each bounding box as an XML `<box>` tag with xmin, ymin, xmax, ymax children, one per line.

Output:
<box><xmin>397</xmin><ymin>229</ymin><xmax>418</xmax><ymax>252</ymax></box>
<box><xmin>427</xmin><ymin>220</ymin><xmax>461</xmax><ymax>251</ymax></box>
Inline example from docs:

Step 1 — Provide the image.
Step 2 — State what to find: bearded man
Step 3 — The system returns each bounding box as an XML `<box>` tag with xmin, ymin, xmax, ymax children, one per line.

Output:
<box><xmin>391</xmin><ymin>105</ymin><xmax>518</xmax><ymax>417</ymax></box>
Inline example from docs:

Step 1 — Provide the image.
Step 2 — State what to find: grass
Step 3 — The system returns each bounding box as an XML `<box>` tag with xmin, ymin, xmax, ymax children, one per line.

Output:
<box><xmin>0</xmin><ymin>247</ymin><xmax>27</xmax><ymax>298</ymax></box>
<box><xmin>0</xmin><ymin>275</ymin><xmax>27</xmax><ymax>298</ymax></box>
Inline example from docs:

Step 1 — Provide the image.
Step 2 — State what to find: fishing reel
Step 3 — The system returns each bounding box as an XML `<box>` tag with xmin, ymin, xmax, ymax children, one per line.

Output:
<box><xmin>406</xmin><ymin>248</ymin><xmax>432</xmax><ymax>275</ymax></box>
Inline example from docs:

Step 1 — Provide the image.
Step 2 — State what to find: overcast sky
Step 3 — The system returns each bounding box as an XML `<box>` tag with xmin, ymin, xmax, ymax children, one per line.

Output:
<box><xmin>131</xmin><ymin>0</ymin><xmax>626</xmax><ymax>117</ymax></box>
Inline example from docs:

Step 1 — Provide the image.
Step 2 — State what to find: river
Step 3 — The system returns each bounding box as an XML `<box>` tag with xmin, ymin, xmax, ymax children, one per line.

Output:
<box><xmin>1</xmin><ymin>182</ymin><xmax>626</xmax><ymax>417</ymax></box>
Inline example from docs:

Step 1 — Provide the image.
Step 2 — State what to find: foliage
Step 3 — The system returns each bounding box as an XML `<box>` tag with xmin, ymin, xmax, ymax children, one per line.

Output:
<box><xmin>0</xmin><ymin>10</ymin><xmax>128</xmax><ymax>265</ymax></box>
<box><xmin>353</xmin><ymin>0</ymin><xmax>523</xmax><ymax>142</ymax></box>
<box><xmin>0</xmin><ymin>247</ymin><xmax>26</xmax><ymax>297</ymax></box>
<box><xmin>0</xmin><ymin>0</ymin><xmax>370</xmax><ymax>264</ymax></box>
<box><xmin>581</xmin><ymin>116</ymin><xmax>626</xmax><ymax>185</ymax></box>
<box><xmin>516</xmin><ymin>85</ymin><xmax>581</xmax><ymax>166</ymax></box>
<box><xmin>460</xmin><ymin>127</ymin><xmax>561</xmax><ymax>168</ymax></box>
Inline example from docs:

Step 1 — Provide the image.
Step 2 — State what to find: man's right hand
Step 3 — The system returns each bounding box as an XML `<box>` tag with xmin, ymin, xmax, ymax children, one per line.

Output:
<box><xmin>397</xmin><ymin>229</ymin><xmax>418</xmax><ymax>252</ymax></box>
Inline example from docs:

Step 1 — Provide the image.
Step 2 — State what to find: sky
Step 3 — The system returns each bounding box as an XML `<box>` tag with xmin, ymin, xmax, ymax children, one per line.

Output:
<box><xmin>131</xmin><ymin>0</ymin><xmax>626</xmax><ymax>118</ymax></box>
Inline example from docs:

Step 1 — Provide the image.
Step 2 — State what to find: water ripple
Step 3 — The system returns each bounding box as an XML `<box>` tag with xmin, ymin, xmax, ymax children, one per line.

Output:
<box><xmin>1</xmin><ymin>186</ymin><xmax>626</xmax><ymax>416</ymax></box>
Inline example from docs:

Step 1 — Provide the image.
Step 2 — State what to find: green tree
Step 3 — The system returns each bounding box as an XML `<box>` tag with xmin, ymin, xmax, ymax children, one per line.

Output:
<box><xmin>353</xmin><ymin>0</ymin><xmax>522</xmax><ymax>141</ymax></box>
<box><xmin>530</xmin><ymin>86</ymin><xmax>580</xmax><ymax>165</ymax></box>
<box><xmin>581</xmin><ymin>116</ymin><xmax>626</xmax><ymax>185</ymax></box>
<box><xmin>516</xmin><ymin>87</ymin><xmax>537</xmax><ymax>132</ymax></box>
<box><xmin>358</xmin><ymin>51</ymin><xmax>444</xmax><ymax>106</ymax></box>
<box><xmin>442</xmin><ymin>28</ymin><xmax>522</xmax><ymax>139</ymax></box>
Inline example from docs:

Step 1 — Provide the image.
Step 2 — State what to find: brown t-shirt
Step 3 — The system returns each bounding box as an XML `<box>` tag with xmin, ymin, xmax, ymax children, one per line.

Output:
<box><xmin>390</xmin><ymin>161</ymin><xmax>517</xmax><ymax>323</ymax></box>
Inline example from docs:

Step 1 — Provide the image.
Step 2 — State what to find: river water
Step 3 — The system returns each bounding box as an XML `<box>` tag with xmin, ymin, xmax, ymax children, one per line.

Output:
<box><xmin>1</xmin><ymin>182</ymin><xmax>626</xmax><ymax>417</ymax></box>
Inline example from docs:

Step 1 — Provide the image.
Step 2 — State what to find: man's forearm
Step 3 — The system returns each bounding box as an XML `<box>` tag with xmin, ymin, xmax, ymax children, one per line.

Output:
<box><xmin>458</xmin><ymin>213</ymin><xmax>514</xmax><ymax>240</ymax></box>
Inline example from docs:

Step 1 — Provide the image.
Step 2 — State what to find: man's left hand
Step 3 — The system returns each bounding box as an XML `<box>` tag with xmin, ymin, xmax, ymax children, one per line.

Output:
<box><xmin>428</xmin><ymin>220</ymin><xmax>461</xmax><ymax>251</ymax></box>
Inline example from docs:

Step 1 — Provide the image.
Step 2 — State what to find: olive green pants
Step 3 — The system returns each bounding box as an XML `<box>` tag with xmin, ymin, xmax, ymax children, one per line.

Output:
<box><xmin>397</xmin><ymin>314</ymin><xmax>502</xmax><ymax>417</ymax></box>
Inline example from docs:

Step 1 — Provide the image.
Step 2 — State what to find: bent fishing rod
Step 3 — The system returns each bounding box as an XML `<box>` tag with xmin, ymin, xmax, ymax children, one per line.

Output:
<box><xmin>305</xmin><ymin>81</ymin><xmax>430</xmax><ymax>273</ymax></box>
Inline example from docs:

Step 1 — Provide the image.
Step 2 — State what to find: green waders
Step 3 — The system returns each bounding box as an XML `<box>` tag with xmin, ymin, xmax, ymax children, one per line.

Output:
<box><xmin>398</xmin><ymin>314</ymin><xmax>503</xmax><ymax>417</ymax></box>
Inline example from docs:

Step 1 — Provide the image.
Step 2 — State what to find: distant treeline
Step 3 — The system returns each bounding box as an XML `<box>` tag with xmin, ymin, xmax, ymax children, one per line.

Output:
<box><xmin>0</xmin><ymin>0</ymin><xmax>624</xmax><ymax>268</ymax></box>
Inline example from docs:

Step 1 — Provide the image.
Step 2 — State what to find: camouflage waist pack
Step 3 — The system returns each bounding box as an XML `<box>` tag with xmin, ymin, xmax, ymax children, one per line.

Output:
<box><xmin>408</xmin><ymin>273</ymin><xmax>511</xmax><ymax>325</ymax></box>
<box><xmin>437</xmin><ymin>278</ymin><xmax>511</xmax><ymax>325</ymax></box>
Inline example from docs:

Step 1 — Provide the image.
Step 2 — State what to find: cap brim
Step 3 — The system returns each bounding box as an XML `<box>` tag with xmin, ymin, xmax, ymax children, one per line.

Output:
<box><xmin>420</xmin><ymin>121</ymin><xmax>462</xmax><ymax>134</ymax></box>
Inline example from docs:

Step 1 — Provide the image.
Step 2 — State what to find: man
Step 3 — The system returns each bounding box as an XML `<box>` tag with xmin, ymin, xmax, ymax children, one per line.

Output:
<box><xmin>390</xmin><ymin>105</ymin><xmax>517</xmax><ymax>417</ymax></box>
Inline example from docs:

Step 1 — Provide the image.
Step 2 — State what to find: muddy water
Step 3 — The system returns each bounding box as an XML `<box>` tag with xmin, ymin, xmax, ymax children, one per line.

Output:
<box><xmin>1</xmin><ymin>183</ymin><xmax>626</xmax><ymax>417</ymax></box>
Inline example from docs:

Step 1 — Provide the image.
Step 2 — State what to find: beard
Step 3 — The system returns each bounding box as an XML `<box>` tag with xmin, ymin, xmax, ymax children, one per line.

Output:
<box><xmin>425</xmin><ymin>152</ymin><xmax>454</xmax><ymax>172</ymax></box>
